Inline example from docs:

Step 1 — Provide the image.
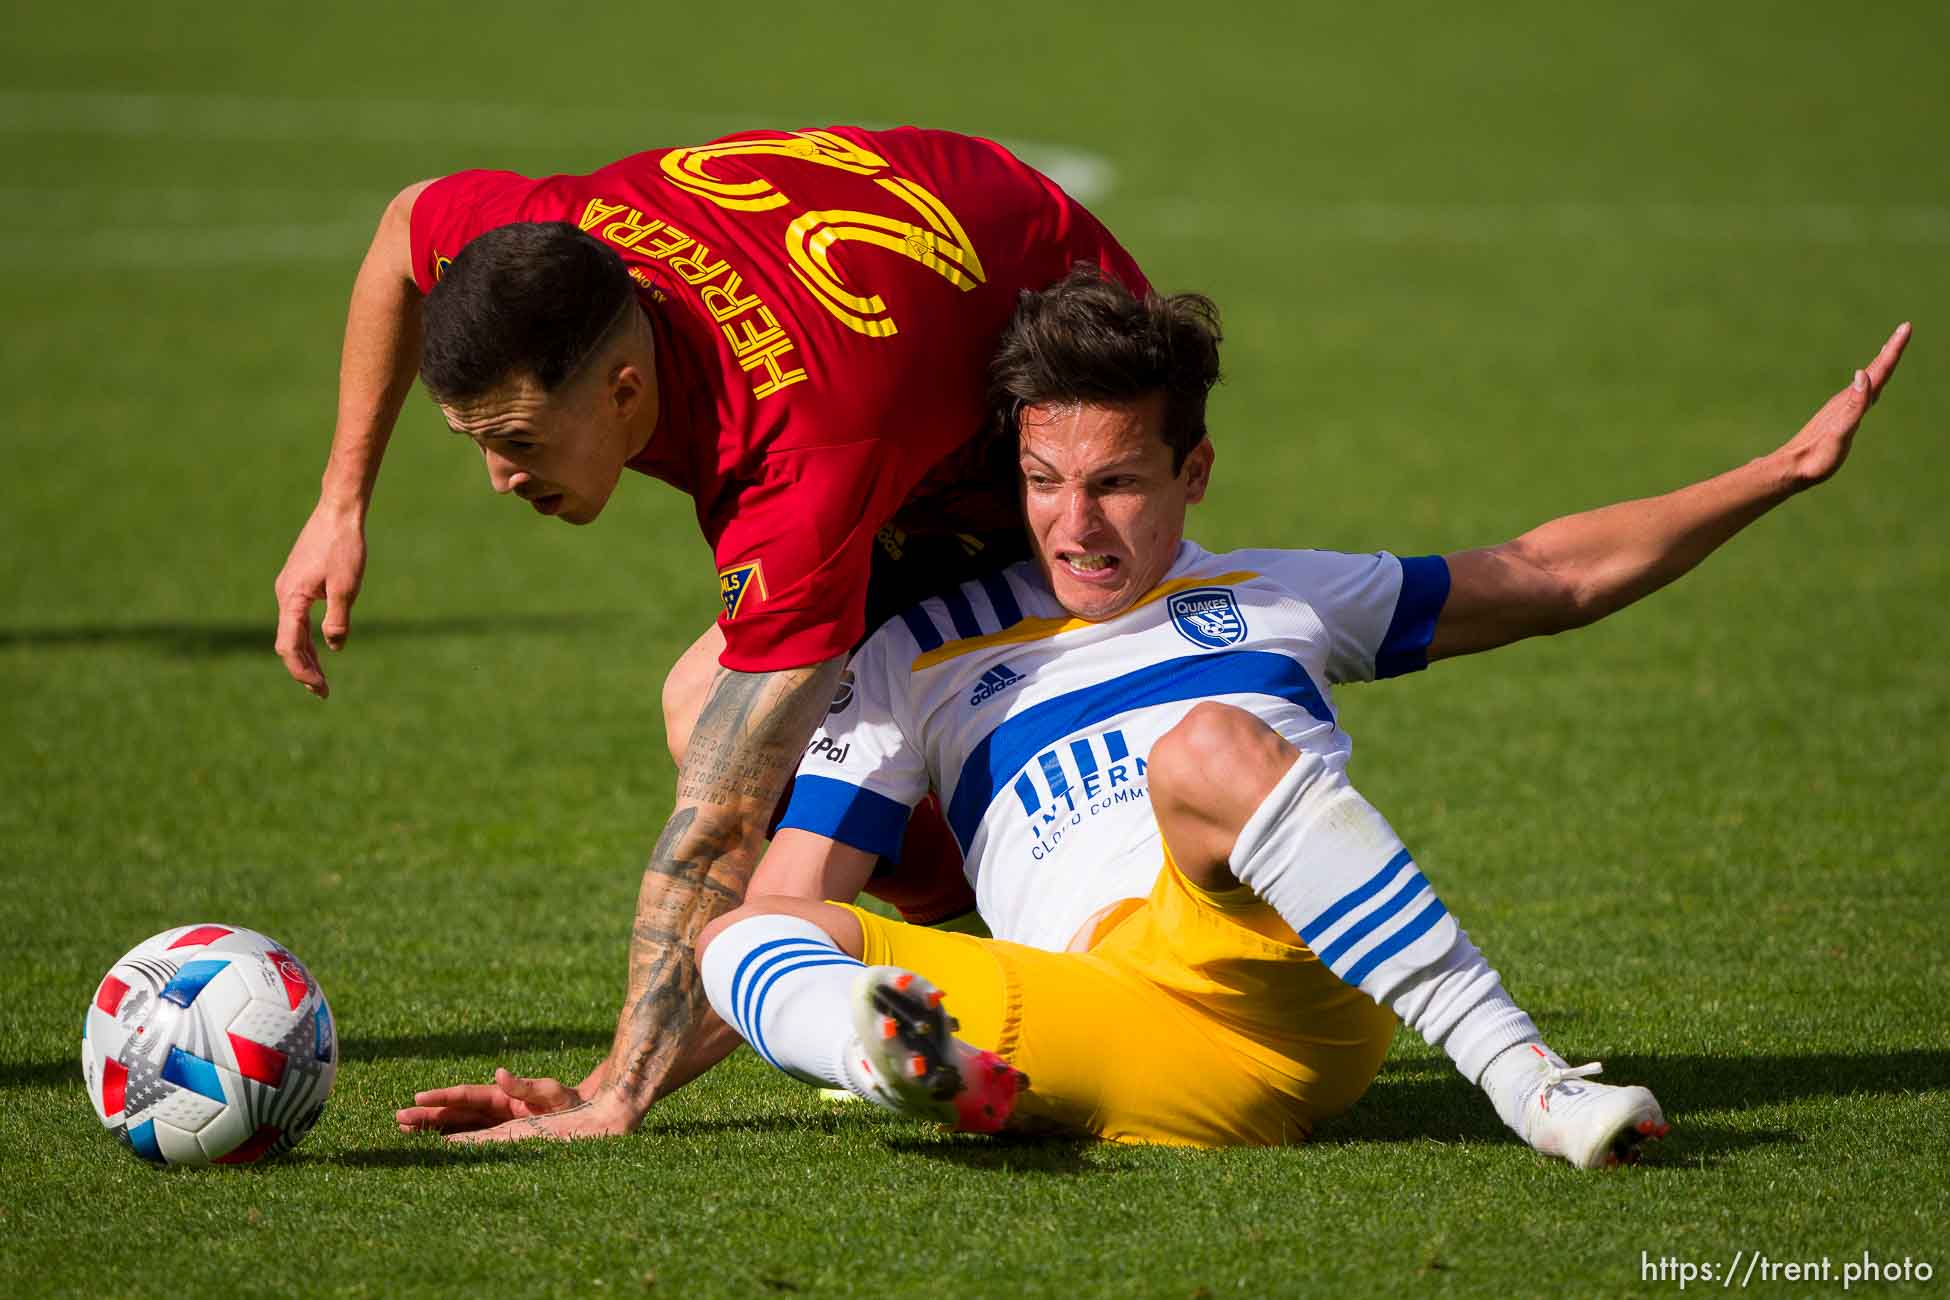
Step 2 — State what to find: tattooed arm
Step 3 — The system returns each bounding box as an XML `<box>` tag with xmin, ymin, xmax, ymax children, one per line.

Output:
<box><xmin>412</xmin><ymin>655</ymin><xmax>845</xmax><ymax>1143</ymax></box>
<box><xmin>602</xmin><ymin>655</ymin><xmax>845</xmax><ymax>1109</ymax></box>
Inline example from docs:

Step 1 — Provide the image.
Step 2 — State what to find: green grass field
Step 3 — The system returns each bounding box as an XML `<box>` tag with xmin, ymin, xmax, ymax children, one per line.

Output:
<box><xmin>3</xmin><ymin>2</ymin><xmax>1946</xmax><ymax>1295</ymax></box>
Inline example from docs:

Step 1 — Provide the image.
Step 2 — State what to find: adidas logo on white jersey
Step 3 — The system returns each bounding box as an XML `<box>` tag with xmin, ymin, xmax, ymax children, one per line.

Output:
<box><xmin>969</xmin><ymin>664</ymin><xmax>1024</xmax><ymax>707</ymax></box>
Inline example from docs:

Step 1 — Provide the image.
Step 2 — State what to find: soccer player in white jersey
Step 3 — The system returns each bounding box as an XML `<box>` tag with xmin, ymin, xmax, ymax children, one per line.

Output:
<box><xmin>695</xmin><ymin>268</ymin><xmax>1910</xmax><ymax>1167</ymax></box>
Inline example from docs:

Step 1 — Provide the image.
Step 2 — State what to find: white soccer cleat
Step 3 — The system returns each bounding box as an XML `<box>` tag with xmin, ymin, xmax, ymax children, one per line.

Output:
<box><xmin>847</xmin><ymin>966</ymin><xmax>1028</xmax><ymax>1134</ymax></box>
<box><xmin>1504</xmin><ymin>1046</ymin><xmax>1669</xmax><ymax>1169</ymax></box>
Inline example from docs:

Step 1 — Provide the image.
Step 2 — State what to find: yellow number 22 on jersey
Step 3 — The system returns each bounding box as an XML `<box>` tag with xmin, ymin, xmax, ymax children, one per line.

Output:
<box><xmin>660</xmin><ymin>130</ymin><xmax>987</xmax><ymax>338</ymax></box>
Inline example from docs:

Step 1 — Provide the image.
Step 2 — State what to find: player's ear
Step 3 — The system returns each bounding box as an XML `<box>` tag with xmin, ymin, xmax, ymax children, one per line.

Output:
<box><xmin>607</xmin><ymin>360</ymin><xmax>650</xmax><ymax>423</ymax></box>
<box><xmin>1181</xmin><ymin>439</ymin><xmax>1214</xmax><ymax>504</ymax></box>
<box><xmin>606</xmin><ymin>307</ymin><xmax>659</xmax><ymax>424</ymax></box>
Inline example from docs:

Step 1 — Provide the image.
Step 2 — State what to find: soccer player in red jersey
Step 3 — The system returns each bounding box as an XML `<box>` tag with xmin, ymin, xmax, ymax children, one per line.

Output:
<box><xmin>270</xmin><ymin>126</ymin><xmax>1147</xmax><ymax>1140</ymax></box>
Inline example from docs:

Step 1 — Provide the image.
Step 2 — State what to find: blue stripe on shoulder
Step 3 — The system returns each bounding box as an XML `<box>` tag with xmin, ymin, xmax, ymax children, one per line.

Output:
<box><xmin>939</xmin><ymin>586</ymin><xmax>983</xmax><ymax>640</ymax></box>
<box><xmin>979</xmin><ymin>572</ymin><xmax>1024</xmax><ymax>629</ymax></box>
<box><xmin>1376</xmin><ymin>554</ymin><xmax>1451</xmax><ymax>679</ymax></box>
<box><xmin>777</xmin><ymin>774</ymin><xmax>912</xmax><ymax>861</ymax></box>
<box><xmin>899</xmin><ymin>605</ymin><xmax>944</xmax><ymax>654</ymax></box>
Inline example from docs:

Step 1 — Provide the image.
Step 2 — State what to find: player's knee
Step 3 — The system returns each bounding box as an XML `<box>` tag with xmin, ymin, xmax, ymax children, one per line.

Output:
<box><xmin>697</xmin><ymin>906</ymin><xmax>745</xmax><ymax>960</ymax></box>
<box><xmin>697</xmin><ymin>896</ymin><xmax>861</xmax><ymax>962</ymax></box>
<box><xmin>1151</xmin><ymin>703</ymin><xmax>1294</xmax><ymax>816</ymax></box>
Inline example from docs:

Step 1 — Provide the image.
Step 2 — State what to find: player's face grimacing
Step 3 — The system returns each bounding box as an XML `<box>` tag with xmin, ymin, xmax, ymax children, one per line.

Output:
<box><xmin>440</xmin><ymin>357</ymin><xmax>656</xmax><ymax>526</ymax></box>
<box><xmin>1019</xmin><ymin>393</ymin><xmax>1213</xmax><ymax>622</ymax></box>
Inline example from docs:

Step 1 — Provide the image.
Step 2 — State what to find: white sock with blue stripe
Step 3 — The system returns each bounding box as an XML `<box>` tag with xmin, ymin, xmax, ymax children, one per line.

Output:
<box><xmin>699</xmin><ymin>913</ymin><xmax>881</xmax><ymax>1096</ymax></box>
<box><xmin>1227</xmin><ymin>754</ymin><xmax>1541</xmax><ymax>1085</ymax></box>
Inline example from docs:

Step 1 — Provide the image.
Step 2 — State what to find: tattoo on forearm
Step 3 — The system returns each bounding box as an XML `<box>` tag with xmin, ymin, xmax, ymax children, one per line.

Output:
<box><xmin>606</xmin><ymin>659</ymin><xmax>845</xmax><ymax>1102</ymax></box>
<box><xmin>675</xmin><ymin>666</ymin><xmax>833</xmax><ymax>805</ymax></box>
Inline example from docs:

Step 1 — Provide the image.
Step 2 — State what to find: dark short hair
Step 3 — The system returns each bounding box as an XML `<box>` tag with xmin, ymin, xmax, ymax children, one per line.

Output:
<box><xmin>990</xmin><ymin>264</ymin><xmax>1222</xmax><ymax>471</ymax></box>
<box><xmin>419</xmin><ymin>222</ymin><xmax>638</xmax><ymax>403</ymax></box>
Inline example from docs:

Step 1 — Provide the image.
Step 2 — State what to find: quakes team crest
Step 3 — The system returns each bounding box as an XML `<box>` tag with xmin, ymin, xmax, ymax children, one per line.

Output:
<box><xmin>718</xmin><ymin>559</ymin><xmax>768</xmax><ymax>621</ymax></box>
<box><xmin>1167</xmin><ymin>587</ymin><xmax>1246</xmax><ymax>649</ymax></box>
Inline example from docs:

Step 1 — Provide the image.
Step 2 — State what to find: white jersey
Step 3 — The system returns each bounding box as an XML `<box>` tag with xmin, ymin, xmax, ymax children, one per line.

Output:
<box><xmin>778</xmin><ymin>541</ymin><xmax>1450</xmax><ymax>952</ymax></box>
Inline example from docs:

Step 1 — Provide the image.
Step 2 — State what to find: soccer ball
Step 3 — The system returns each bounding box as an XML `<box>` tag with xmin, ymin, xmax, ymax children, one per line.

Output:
<box><xmin>81</xmin><ymin>924</ymin><xmax>337</xmax><ymax>1167</ymax></box>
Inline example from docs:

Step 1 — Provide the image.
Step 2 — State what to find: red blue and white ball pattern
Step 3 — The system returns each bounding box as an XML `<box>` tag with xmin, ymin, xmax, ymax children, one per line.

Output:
<box><xmin>82</xmin><ymin>924</ymin><xmax>337</xmax><ymax>1167</ymax></box>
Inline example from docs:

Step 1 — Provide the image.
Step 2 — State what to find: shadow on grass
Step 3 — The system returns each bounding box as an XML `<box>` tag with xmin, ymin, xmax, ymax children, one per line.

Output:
<box><xmin>1318</xmin><ymin>1078</ymin><xmax>1803</xmax><ymax>1168</ymax></box>
<box><xmin>1602</xmin><ymin>1050</ymin><xmax>1950</xmax><ymax>1118</ymax></box>
<box><xmin>0</xmin><ymin>613</ymin><xmax>625</xmax><ymax>657</ymax></box>
<box><xmin>1645</xmin><ymin>1126</ymin><xmax>1803</xmax><ymax>1168</ymax></box>
<box><xmin>0</xmin><ymin>1027</ymin><xmax>610</xmax><ymax>1090</ymax></box>
<box><xmin>304</xmin><ymin>1144</ymin><xmax>551</xmax><ymax>1170</ymax></box>
<box><xmin>641</xmin><ymin>1115</ymin><xmax>850</xmax><ymax>1138</ymax></box>
<box><xmin>882</xmin><ymin>1133</ymin><xmax>1098</xmax><ymax>1175</ymax></box>
<box><xmin>338</xmin><ymin>1027</ymin><xmax>613</xmax><ymax>1062</ymax></box>
<box><xmin>1313</xmin><ymin>1049</ymin><xmax>1950</xmax><ymax>1158</ymax></box>
<box><xmin>1312</xmin><ymin>1062</ymin><xmax>1506</xmax><ymax>1145</ymax></box>
<box><xmin>1</xmin><ymin>1060</ymin><xmax>78</xmax><ymax>1089</ymax></box>
<box><xmin>13</xmin><ymin>1046</ymin><xmax>1950</xmax><ymax>1100</ymax></box>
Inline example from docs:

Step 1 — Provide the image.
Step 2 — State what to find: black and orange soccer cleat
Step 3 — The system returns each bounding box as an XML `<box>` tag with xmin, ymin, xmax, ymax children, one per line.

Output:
<box><xmin>848</xmin><ymin>966</ymin><xmax>1028</xmax><ymax>1134</ymax></box>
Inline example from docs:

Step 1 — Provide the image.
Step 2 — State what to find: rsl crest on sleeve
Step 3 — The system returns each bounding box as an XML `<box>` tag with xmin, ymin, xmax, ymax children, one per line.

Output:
<box><xmin>1167</xmin><ymin>587</ymin><xmax>1246</xmax><ymax>649</ymax></box>
<box><xmin>718</xmin><ymin>559</ymin><xmax>768</xmax><ymax>620</ymax></box>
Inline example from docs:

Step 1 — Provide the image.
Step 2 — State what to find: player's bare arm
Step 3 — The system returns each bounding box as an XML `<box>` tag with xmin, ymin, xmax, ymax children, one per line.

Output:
<box><xmin>742</xmin><ymin>829</ymin><xmax>881</xmax><ymax>903</ymax></box>
<box><xmin>272</xmin><ymin>179</ymin><xmax>435</xmax><ymax>698</ymax></box>
<box><xmin>608</xmin><ymin>659</ymin><xmax>849</xmax><ymax>1104</ymax></box>
<box><xmin>428</xmin><ymin>655</ymin><xmax>847</xmax><ymax>1143</ymax></box>
<box><xmin>395</xmin><ymin>815</ymin><xmax>877</xmax><ymax>1137</ymax></box>
<box><xmin>1429</xmin><ymin>323</ymin><xmax>1911</xmax><ymax>662</ymax></box>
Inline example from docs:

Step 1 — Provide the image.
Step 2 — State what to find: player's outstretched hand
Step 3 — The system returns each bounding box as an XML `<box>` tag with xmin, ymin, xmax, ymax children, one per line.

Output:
<box><xmin>1776</xmin><ymin>322</ymin><xmax>1911</xmax><ymax>491</ymax></box>
<box><xmin>395</xmin><ymin>1068</ymin><xmax>585</xmax><ymax>1134</ymax></box>
<box><xmin>444</xmin><ymin>1095</ymin><xmax>639</xmax><ymax>1145</ymax></box>
<box><xmin>273</xmin><ymin>499</ymin><xmax>367</xmax><ymax>699</ymax></box>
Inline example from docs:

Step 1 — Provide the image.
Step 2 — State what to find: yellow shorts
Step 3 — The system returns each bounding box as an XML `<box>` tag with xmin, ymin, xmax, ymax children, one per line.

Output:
<box><xmin>838</xmin><ymin>850</ymin><xmax>1398</xmax><ymax>1148</ymax></box>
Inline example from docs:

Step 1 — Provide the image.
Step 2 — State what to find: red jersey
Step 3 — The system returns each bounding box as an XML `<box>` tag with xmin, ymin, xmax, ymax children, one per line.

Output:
<box><xmin>409</xmin><ymin>126</ymin><xmax>1147</xmax><ymax>671</ymax></box>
